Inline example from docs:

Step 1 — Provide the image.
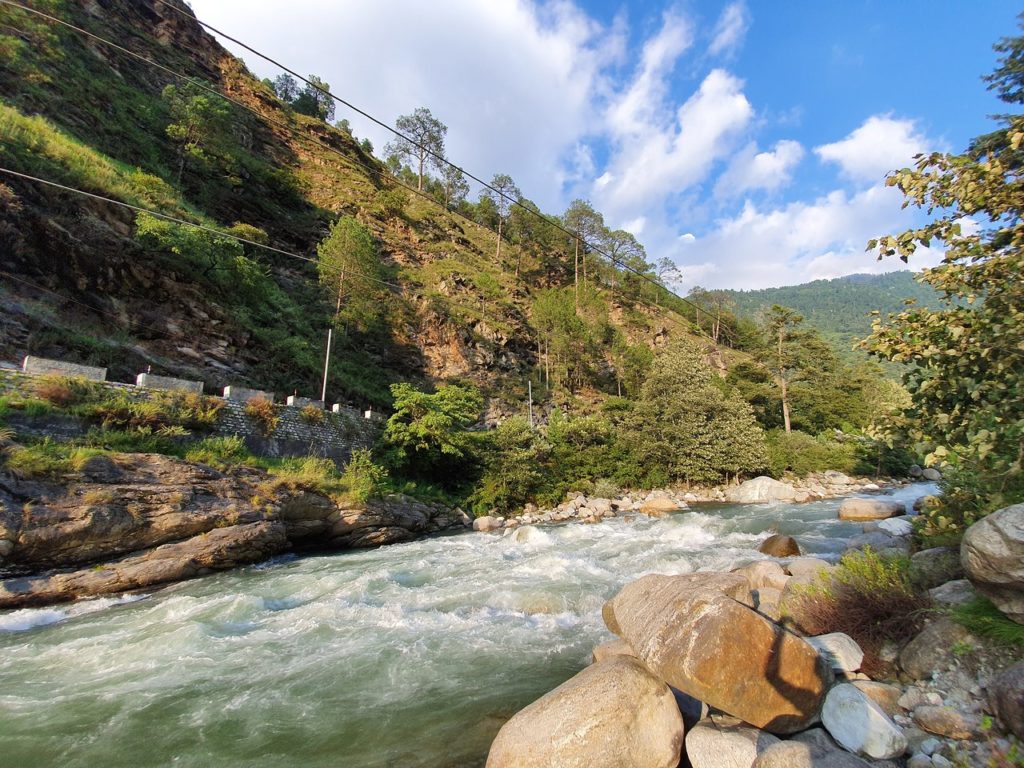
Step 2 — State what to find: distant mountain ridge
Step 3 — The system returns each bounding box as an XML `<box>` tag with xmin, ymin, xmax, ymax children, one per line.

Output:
<box><xmin>722</xmin><ymin>271</ymin><xmax>942</xmax><ymax>355</ymax></box>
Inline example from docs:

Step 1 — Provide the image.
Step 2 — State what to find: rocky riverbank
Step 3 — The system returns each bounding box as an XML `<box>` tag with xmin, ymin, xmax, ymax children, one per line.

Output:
<box><xmin>485</xmin><ymin>499</ymin><xmax>1024</xmax><ymax>768</ymax></box>
<box><xmin>0</xmin><ymin>453</ymin><xmax>466</xmax><ymax>608</ymax></box>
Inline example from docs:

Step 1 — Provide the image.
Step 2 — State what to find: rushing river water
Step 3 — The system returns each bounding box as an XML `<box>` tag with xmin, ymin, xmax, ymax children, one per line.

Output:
<box><xmin>0</xmin><ymin>483</ymin><xmax>932</xmax><ymax>768</ymax></box>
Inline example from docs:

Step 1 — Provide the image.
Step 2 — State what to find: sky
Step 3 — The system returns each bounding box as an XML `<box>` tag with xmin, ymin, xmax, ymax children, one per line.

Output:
<box><xmin>186</xmin><ymin>0</ymin><xmax>1019</xmax><ymax>291</ymax></box>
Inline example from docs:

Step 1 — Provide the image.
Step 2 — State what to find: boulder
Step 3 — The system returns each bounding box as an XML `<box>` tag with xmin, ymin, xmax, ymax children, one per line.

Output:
<box><xmin>603</xmin><ymin>573</ymin><xmax>830</xmax><ymax>734</ymax></box>
<box><xmin>877</xmin><ymin>517</ymin><xmax>914</xmax><ymax>537</ymax></box>
<box><xmin>851</xmin><ymin>681</ymin><xmax>903</xmax><ymax>718</ymax></box>
<box><xmin>508</xmin><ymin>525</ymin><xmax>545</xmax><ymax>544</ymax></box>
<box><xmin>752</xmin><ymin>587</ymin><xmax>784</xmax><ymax>622</ymax></box>
<box><xmin>759</xmin><ymin>534</ymin><xmax>801</xmax><ymax>558</ymax></box>
<box><xmin>913</xmin><ymin>495</ymin><xmax>940</xmax><ymax>512</ymax></box>
<box><xmin>752</xmin><ymin>740</ymin><xmax>872</xmax><ymax>768</ymax></box>
<box><xmin>685</xmin><ymin>716</ymin><xmax>780</xmax><ymax>768</ymax></box>
<box><xmin>899</xmin><ymin>618</ymin><xmax>977</xmax><ymax>680</ymax></box>
<box><xmin>473</xmin><ymin>515</ymin><xmax>502</xmax><ymax>532</ymax></box>
<box><xmin>961</xmin><ymin>503</ymin><xmax>1024</xmax><ymax>622</ymax></box>
<box><xmin>591</xmin><ymin>638</ymin><xmax>636</xmax><ymax>663</ymax></box>
<box><xmin>922</xmin><ymin>467</ymin><xmax>942</xmax><ymax>481</ymax></box>
<box><xmin>725</xmin><ymin>477</ymin><xmax>798</xmax><ymax>504</ymax></box>
<box><xmin>989</xmin><ymin>661</ymin><xmax>1024</xmax><ymax>740</ymax></box>
<box><xmin>734</xmin><ymin>560</ymin><xmax>790</xmax><ymax>590</ymax></box>
<box><xmin>806</xmin><ymin>633</ymin><xmax>864</xmax><ymax>674</ymax></box>
<box><xmin>913</xmin><ymin>705</ymin><xmax>981</xmax><ymax>740</ymax></box>
<box><xmin>588</xmin><ymin>498</ymin><xmax>613</xmax><ymax>516</ymax></box>
<box><xmin>785</xmin><ymin>558</ymin><xmax>833</xmax><ymax>585</ymax></box>
<box><xmin>639</xmin><ymin>497</ymin><xmax>682</xmax><ymax>516</ymax></box>
<box><xmin>485</xmin><ymin>656</ymin><xmax>684</xmax><ymax>768</ymax></box>
<box><xmin>837</xmin><ymin>499</ymin><xmax>906</xmax><ymax>521</ymax></box>
<box><xmin>929</xmin><ymin>579</ymin><xmax>977</xmax><ymax>607</ymax></box>
<box><xmin>910</xmin><ymin>547</ymin><xmax>964</xmax><ymax>590</ymax></box>
<box><xmin>821</xmin><ymin>683</ymin><xmax>908</xmax><ymax>759</ymax></box>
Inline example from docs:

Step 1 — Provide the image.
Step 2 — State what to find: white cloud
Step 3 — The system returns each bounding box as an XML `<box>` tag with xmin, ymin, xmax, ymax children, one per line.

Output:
<box><xmin>709</xmin><ymin>2</ymin><xmax>750</xmax><ymax>57</ymax></box>
<box><xmin>714</xmin><ymin>139</ymin><xmax>804</xmax><ymax>197</ymax></box>
<box><xmin>814</xmin><ymin>115</ymin><xmax>930</xmax><ymax>183</ymax></box>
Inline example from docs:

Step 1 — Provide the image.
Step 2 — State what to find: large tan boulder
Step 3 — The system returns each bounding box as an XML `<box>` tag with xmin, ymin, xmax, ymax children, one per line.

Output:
<box><xmin>639</xmin><ymin>496</ymin><xmax>682</xmax><ymax>516</ymax></box>
<box><xmin>759</xmin><ymin>534</ymin><xmax>801</xmax><ymax>557</ymax></box>
<box><xmin>725</xmin><ymin>476</ymin><xmax>798</xmax><ymax>504</ymax></box>
<box><xmin>685</xmin><ymin>716</ymin><xmax>779</xmax><ymax>768</ymax></box>
<box><xmin>485</xmin><ymin>656</ymin><xmax>684</xmax><ymax>768</ymax></box>
<box><xmin>837</xmin><ymin>499</ymin><xmax>905</xmax><ymax>521</ymax></box>
<box><xmin>961</xmin><ymin>504</ymin><xmax>1024</xmax><ymax>622</ymax></box>
<box><xmin>603</xmin><ymin>573</ymin><xmax>830</xmax><ymax>734</ymax></box>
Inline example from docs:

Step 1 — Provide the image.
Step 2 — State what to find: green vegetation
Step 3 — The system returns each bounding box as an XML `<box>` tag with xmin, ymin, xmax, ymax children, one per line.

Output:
<box><xmin>244</xmin><ymin>397</ymin><xmax>278</xmax><ymax>436</ymax></box>
<box><xmin>952</xmin><ymin>596</ymin><xmax>1024</xmax><ymax>649</ymax></box>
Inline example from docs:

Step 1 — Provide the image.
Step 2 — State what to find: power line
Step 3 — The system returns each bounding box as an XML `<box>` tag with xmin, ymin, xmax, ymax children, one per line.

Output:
<box><xmin>147</xmin><ymin>0</ymin><xmax>738</xmax><ymax>344</ymax></box>
<box><xmin>2</xmin><ymin>0</ymin><xmax>738</xmax><ymax>348</ymax></box>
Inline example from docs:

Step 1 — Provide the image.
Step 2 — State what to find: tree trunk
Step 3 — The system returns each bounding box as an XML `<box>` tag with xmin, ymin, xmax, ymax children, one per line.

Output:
<box><xmin>781</xmin><ymin>377</ymin><xmax>791</xmax><ymax>434</ymax></box>
<box><xmin>574</xmin><ymin>237</ymin><xmax>579</xmax><ymax>310</ymax></box>
<box><xmin>417</xmin><ymin>155</ymin><xmax>424</xmax><ymax>191</ymax></box>
<box><xmin>496</xmin><ymin>217</ymin><xmax>503</xmax><ymax>262</ymax></box>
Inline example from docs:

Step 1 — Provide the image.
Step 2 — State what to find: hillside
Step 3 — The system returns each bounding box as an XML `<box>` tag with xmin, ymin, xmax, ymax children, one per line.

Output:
<box><xmin>0</xmin><ymin>0</ymin><xmax>737</xmax><ymax>414</ymax></box>
<box><xmin>722</xmin><ymin>271</ymin><xmax>942</xmax><ymax>357</ymax></box>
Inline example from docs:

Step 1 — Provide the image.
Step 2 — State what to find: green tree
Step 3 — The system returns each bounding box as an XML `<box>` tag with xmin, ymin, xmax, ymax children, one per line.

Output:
<box><xmin>473</xmin><ymin>417</ymin><xmax>550</xmax><ymax>513</ymax></box>
<box><xmin>624</xmin><ymin>341</ymin><xmax>767</xmax><ymax>486</ymax></box>
<box><xmin>272</xmin><ymin>73</ymin><xmax>299</xmax><ymax>103</ymax></box>
<box><xmin>440</xmin><ymin>163</ymin><xmax>469</xmax><ymax>208</ymax></box>
<box><xmin>316</xmin><ymin>216</ymin><xmax>384</xmax><ymax>333</ymax></box>
<box><xmin>762</xmin><ymin>305</ymin><xmax>804</xmax><ymax>434</ymax></box>
<box><xmin>480</xmin><ymin>173</ymin><xmax>521</xmax><ymax>263</ymax></box>
<box><xmin>863</xmin><ymin>26</ymin><xmax>1024</xmax><ymax>523</ymax></box>
<box><xmin>386</xmin><ymin>107</ymin><xmax>447</xmax><ymax>191</ymax></box>
<box><xmin>162</xmin><ymin>80</ymin><xmax>234</xmax><ymax>184</ymax></box>
<box><xmin>292</xmin><ymin>75</ymin><xmax>335</xmax><ymax>122</ymax></box>
<box><xmin>381</xmin><ymin>382</ymin><xmax>483</xmax><ymax>483</ymax></box>
<box><xmin>563</xmin><ymin>199</ymin><xmax>606</xmax><ymax>305</ymax></box>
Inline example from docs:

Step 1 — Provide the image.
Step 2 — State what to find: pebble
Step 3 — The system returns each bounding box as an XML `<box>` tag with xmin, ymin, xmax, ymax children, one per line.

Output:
<box><xmin>907</xmin><ymin>756</ymin><xmax>932</xmax><ymax>768</ymax></box>
<box><xmin>931</xmin><ymin>756</ymin><xmax>953</xmax><ymax>768</ymax></box>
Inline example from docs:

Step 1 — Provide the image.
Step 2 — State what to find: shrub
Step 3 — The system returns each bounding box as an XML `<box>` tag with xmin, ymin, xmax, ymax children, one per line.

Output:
<box><xmin>765</xmin><ymin>430</ymin><xmax>857</xmax><ymax>477</ymax></box>
<box><xmin>591</xmin><ymin>477</ymin><xmax>621</xmax><ymax>499</ymax></box>
<box><xmin>340</xmin><ymin>448</ymin><xmax>388</xmax><ymax>502</ymax></box>
<box><xmin>85</xmin><ymin>389</ymin><xmax>223</xmax><ymax>432</ymax></box>
<box><xmin>244</xmin><ymin>396</ymin><xmax>278</xmax><ymax>436</ymax></box>
<box><xmin>786</xmin><ymin>547</ymin><xmax>930</xmax><ymax>676</ymax></box>
<box><xmin>31</xmin><ymin>375</ymin><xmax>101</xmax><ymax>408</ymax></box>
<box><xmin>265</xmin><ymin>456</ymin><xmax>339</xmax><ymax>495</ymax></box>
<box><xmin>185</xmin><ymin>435</ymin><xmax>250</xmax><ymax>469</ymax></box>
<box><xmin>299</xmin><ymin>404</ymin><xmax>325</xmax><ymax>424</ymax></box>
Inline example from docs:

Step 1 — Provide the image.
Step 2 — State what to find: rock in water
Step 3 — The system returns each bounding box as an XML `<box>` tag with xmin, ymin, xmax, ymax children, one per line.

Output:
<box><xmin>473</xmin><ymin>515</ymin><xmax>502</xmax><ymax>532</ymax></box>
<box><xmin>989</xmin><ymin>661</ymin><xmax>1024</xmax><ymax>740</ymax></box>
<box><xmin>724</xmin><ymin>477</ymin><xmax>798</xmax><ymax>504</ymax></box>
<box><xmin>961</xmin><ymin>503</ymin><xmax>1024</xmax><ymax>622</ymax></box>
<box><xmin>759</xmin><ymin>534</ymin><xmax>801</xmax><ymax>557</ymax></box>
<box><xmin>837</xmin><ymin>499</ymin><xmax>906</xmax><ymax>521</ymax></box>
<box><xmin>485</xmin><ymin>656</ymin><xmax>684</xmax><ymax>768</ymax></box>
<box><xmin>822</xmin><ymin>683</ymin><xmax>908</xmax><ymax>759</ymax></box>
<box><xmin>639</xmin><ymin>496</ymin><xmax>681</xmax><ymax>516</ymax></box>
<box><xmin>685</xmin><ymin>716</ymin><xmax>780</xmax><ymax>768</ymax></box>
<box><xmin>922</xmin><ymin>467</ymin><xmax>942</xmax><ymax>481</ymax></box>
<box><xmin>603</xmin><ymin>573</ymin><xmax>830</xmax><ymax>734</ymax></box>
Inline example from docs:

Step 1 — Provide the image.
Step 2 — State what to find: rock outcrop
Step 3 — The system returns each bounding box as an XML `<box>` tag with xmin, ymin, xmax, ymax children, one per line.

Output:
<box><xmin>961</xmin><ymin>503</ymin><xmax>1024</xmax><ymax>622</ymax></box>
<box><xmin>485</xmin><ymin>656</ymin><xmax>684</xmax><ymax>768</ymax></box>
<box><xmin>603</xmin><ymin>573</ymin><xmax>831</xmax><ymax>734</ymax></box>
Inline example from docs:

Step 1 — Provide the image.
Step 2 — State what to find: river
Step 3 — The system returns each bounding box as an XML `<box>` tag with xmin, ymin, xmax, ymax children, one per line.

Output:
<box><xmin>0</xmin><ymin>483</ymin><xmax>932</xmax><ymax>768</ymax></box>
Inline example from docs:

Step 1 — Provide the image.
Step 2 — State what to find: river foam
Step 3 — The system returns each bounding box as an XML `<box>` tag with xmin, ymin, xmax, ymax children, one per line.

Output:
<box><xmin>0</xmin><ymin>483</ymin><xmax>932</xmax><ymax>768</ymax></box>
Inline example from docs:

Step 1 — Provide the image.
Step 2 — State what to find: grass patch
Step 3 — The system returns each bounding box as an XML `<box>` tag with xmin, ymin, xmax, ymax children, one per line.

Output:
<box><xmin>262</xmin><ymin>456</ymin><xmax>341</xmax><ymax>495</ymax></box>
<box><xmin>184</xmin><ymin>435</ymin><xmax>252</xmax><ymax>469</ymax></box>
<box><xmin>2</xmin><ymin>439</ymin><xmax>106</xmax><ymax>478</ymax></box>
<box><xmin>952</xmin><ymin>596</ymin><xmax>1024</xmax><ymax>648</ymax></box>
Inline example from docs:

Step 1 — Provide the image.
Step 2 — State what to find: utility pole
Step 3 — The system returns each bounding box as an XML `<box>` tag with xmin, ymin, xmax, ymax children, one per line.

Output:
<box><xmin>321</xmin><ymin>267</ymin><xmax>346</xmax><ymax>404</ymax></box>
<box><xmin>528</xmin><ymin>379</ymin><xmax>534</xmax><ymax>428</ymax></box>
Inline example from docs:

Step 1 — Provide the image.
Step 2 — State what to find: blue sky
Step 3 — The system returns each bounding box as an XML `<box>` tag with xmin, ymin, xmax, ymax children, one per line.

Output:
<box><xmin>188</xmin><ymin>0</ymin><xmax>1019</xmax><ymax>289</ymax></box>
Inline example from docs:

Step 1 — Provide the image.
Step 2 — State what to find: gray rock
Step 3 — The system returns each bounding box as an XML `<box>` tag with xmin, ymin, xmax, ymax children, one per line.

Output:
<box><xmin>821</xmin><ymin>683</ymin><xmax>907</xmax><ymax>759</ymax></box>
<box><xmin>913</xmin><ymin>705</ymin><xmax>981</xmax><ymax>740</ymax></box>
<box><xmin>922</xmin><ymin>467</ymin><xmax>942</xmax><ymax>481</ymax></box>
<box><xmin>473</xmin><ymin>515</ymin><xmax>502</xmax><ymax>532</ymax></box>
<box><xmin>911</xmin><ymin>547</ymin><xmax>965</xmax><ymax>590</ymax></box>
<box><xmin>878</xmin><ymin>516</ymin><xmax>914</xmax><ymax>537</ymax></box>
<box><xmin>753</xmin><ymin>587</ymin><xmax>784</xmax><ymax>622</ymax></box>
<box><xmin>838</xmin><ymin>499</ymin><xmax>906</xmax><ymax>521</ymax></box>
<box><xmin>929</xmin><ymin>579</ymin><xmax>977</xmax><ymax>606</ymax></box>
<box><xmin>908</xmin><ymin>465</ymin><xmax>923</xmax><ymax>478</ymax></box>
<box><xmin>899</xmin><ymin>618</ymin><xmax>977</xmax><ymax>680</ymax></box>
<box><xmin>734</xmin><ymin>560</ymin><xmax>790</xmax><ymax>590</ymax></box>
<box><xmin>961</xmin><ymin>503</ymin><xmax>1024</xmax><ymax>622</ymax></box>
<box><xmin>907</xmin><ymin>755</ymin><xmax>932</xmax><ymax>768</ymax></box>
<box><xmin>752</xmin><ymin>740</ymin><xmax>871</xmax><ymax>768</ymax></box>
<box><xmin>485</xmin><ymin>656</ymin><xmax>684</xmax><ymax>768</ymax></box>
<box><xmin>807</xmin><ymin>633</ymin><xmax>864</xmax><ymax>673</ymax></box>
<box><xmin>725</xmin><ymin>476</ymin><xmax>798</xmax><ymax>504</ymax></box>
<box><xmin>989</xmin><ymin>662</ymin><xmax>1024</xmax><ymax>740</ymax></box>
<box><xmin>686</xmin><ymin>716</ymin><xmax>780</xmax><ymax>768</ymax></box>
<box><xmin>0</xmin><ymin>539</ymin><xmax>12</xmax><ymax>557</ymax></box>
<box><xmin>785</xmin><ymin>557</ymin><xmax>833</xmax><ymax>585</ymax></box>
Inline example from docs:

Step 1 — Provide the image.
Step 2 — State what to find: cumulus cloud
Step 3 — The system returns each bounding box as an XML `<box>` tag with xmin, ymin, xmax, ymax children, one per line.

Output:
<box><xmin>709</xmin><ymin>2</ymin><xmax>750</xmax><ymax>57</ymax></box>
<box><xmin>714</xmin><ymin>139</ymin><xmax>804</xmax><ymax>197</ymax></box>
<box><xmin>814</xmin><ymin>115</ymin><xmax>931</xmax><ymax>183</ymax></box>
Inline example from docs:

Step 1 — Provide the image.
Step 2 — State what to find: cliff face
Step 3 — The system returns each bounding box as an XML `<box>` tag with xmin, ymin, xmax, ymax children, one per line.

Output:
<box><xmin>0</xmin><ymin>453</ymin><xmax>464</xmax><ymax>608</ymax></box>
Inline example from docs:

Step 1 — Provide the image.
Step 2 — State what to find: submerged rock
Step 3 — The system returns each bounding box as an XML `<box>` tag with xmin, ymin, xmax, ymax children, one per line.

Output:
<box><xmin>759</xmin><ymin>533</ymin><xmax>801</xmax><ymax>557</ymax></box>
<box><xmin>485</xmin><ymin>655</ymin><xmax>684</xmax><ymax>768</ymax></box>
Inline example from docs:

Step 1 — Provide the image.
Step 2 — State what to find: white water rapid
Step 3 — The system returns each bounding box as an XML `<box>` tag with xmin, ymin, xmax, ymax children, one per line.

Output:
<box><xmin>0</xmin><ymin>483</ymin><xmax>933</xmax><ymax>768</ymax></box>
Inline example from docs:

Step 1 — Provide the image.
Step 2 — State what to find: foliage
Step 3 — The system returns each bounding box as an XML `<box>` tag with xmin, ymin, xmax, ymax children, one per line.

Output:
<box><xmin>80</xmin><ymin>426</ymin><xmax>182</xmax><ymax>455</ymax></box>
<box><xmin>1</xmin><ymin>439</ymin><xmax>103</xmax><ymax>478</ymax></box>
<box><xmin>299</xmin><ymin>404</ymin><xmax>325</xmax><ymax>424</ymax></box>
<box><xmin>385</xmin><ymin>107</ymin><xmax>447</xmax><ymax>191</ymax></box>
<box><xmin>375</xmin><ymin>187</ymin><xmax>409</xmax><ymax>219</ymax></box>
<box><xmin>471</xmin><ymin>417</ymin><xmax>550</xmax><ymax>513</ymax></box>
<box><xmin>31</xmin><ymin>375</ymin><xmax>102</xmax><ymax>408</ymax></box>
<box><xmin>244</xmin><ymin>396</ymin><xmax>278</xmax><ymax>436</ymax></box>
<box><xmin>340</xmin><ymin>448</ymin><xmax>389</xmax><ymax>502</ymax></box>
<box><xmin>316</xmin><ymin>215</ymin><xmax>386</xmax><ymax>333</ymax></box>
<box><xmin>86</xmin><ymin>389</ymin><xmax>223</xmax><ymax>432</ymax></box>
<box><xmin>381</xmin><ymin>382</ymin><xmax>483</xmax><ymax>485</ymax></box>
<box><xmin>952</xmin><ymin>596</ymin><xmax>1024</xmax><ymax>648</ymax></box>
<box><xmin>162</xmin><ymin>80</ymin><xmax>236</xmax><ymax>184</ymax></box>
<box><xmin>622</xmin><ymin>341</ymin><xmax>768</xmax><ymax>486</ymax></box>
<box><xmin>789</xmin><ymin>547</ymin><xmax>930</xmax><ymax>675</ymax></box>
<box><xmin>265</xmin><ymin>456</ymin><xmax>341</xmax><ymax>495</ymax></box>
<box><xmin>864</xmin><ymin>30</ymin><xmax>1024</xmax><ymax>528</ymax></box>
<box><xmin>184</xmin><ymin>435</ymin><xmax>251</xmax><ymax>469</ymax></box>
<box><xmin>764</xmin><ymin>430</ymin><xmax>858</xmax><ymax>477</ymax></box>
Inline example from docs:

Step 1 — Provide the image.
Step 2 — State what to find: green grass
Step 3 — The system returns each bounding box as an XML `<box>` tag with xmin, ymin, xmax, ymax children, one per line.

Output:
<box><xmin>2</xmin><ymin>439</ymin><xmax>105</xmax><ymax>477</ymax></box>
<box><xmin>184</xmin><ymin>435</ymin><xmax>252</xmax><ymax>469</ymax></box>
<box><xmin>952</xmin><ymin>597</ymin><xmax>1024</xmax><ymax>648</ymax></box>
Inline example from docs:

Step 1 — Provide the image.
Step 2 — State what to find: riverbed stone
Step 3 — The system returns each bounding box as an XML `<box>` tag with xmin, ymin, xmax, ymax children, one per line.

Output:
<box><xmin>989</xmin><ymin>661</ymin><xmax>1024</xmax><ymax>740</ymax></box>
<box><xmin>752</xmin><ymin>739</ymin><xmax>872</xmax><ymax>768</ymax></box>
<box><xmin>639</xmin><ymin>496</ymin><xmax>682</xmax><ymax>516</ymax></box>
<box><xmin>910</xmin><ymin>547</ymin><xmax>964</xmax><ymax>590</ymax></box>
<box><xmin>922</xmin><ymin>467</ymin><xmax>942</xmax><ymax>481</ymax></box>
<box><xmin>473</xmin><ymin>515</ymin><xmax>502</xmax><ymax>532</ymax></box>
<box><xmin>929</xmin><ymin>579</ymin><xmax>977</xmax><ymax>606</ymax></box>
<box><xmin>485</xmin><ymin>655</ymin><xmax>684</xmax><ymax>768</ymax></box>
<box><xmin>899</xmin><ymin>618</ymin><xmax>977</xmax><ymax>680</ymax></box>
<box><xmin>604</xmin><ymin>572</ymin><xmax>830</xmax><ymax>733</ymax></box>
<box><xmin>734</xmin><ymin>560</ymin><xmax>790</xmax><ymax>591</ymax></box>
<box><xmin>961</xmin><ymin>503</ymin><xmax>1024</xmax><ymax>622</ymax></box>
<box><xmin>838</xmin><ymin>499</ymin><xmax>906</xmax><ymax>521</ymax></box>
<box><xmin>725</xmin><ymin>476</ymin><xmax>798</xmax><ymax>504</ymax></box>
<box><xmin>913</xmin><ymin>705</ymin><xmax>981</xmax><ymax>740</ymax></box>
<box><xmin>807</xmin><ymin>633</ymin><xmax>864</xmax><ymax>674</ymax></box>
<box><xmin>685</xmin><ymin>716</ymin><xmax>780</xmax><ymax>768</ymax></box>
<box><xmin>878</xmin><ymin>516</ymin><xmax>914</xmax><ymax>537</ymax></box>
<box><xmin>785</xmin><ymin>557</ymin><xmax>833</xmax><ymax>585</ymax></box>
<box><xmin>753</xmin><ymin>587</ymin><xmax>784</xmax><ymax>622</ymax></box>
<box><xmin>591</xmin><ymin>638</ymin><xmax>636</xmax><ymax>663</ymax></box>
<box><xmin>852</xmin><ymin>681</ymin><xmax>903</xmax><ymax>718</ymax></box>
<box><xmin>0</xmin><ymin>539</ymin><xmax>12</xmax><ymax>557</ymax></box>
<box><xmin>759</xmin><ymin>534</ymin><xmax>801</xmax><ymax>557</ymax></box>
<box><xmin>822</xmin><ymin>683</ymin><xmax>907</xmax><ymax>759</ymax></box>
